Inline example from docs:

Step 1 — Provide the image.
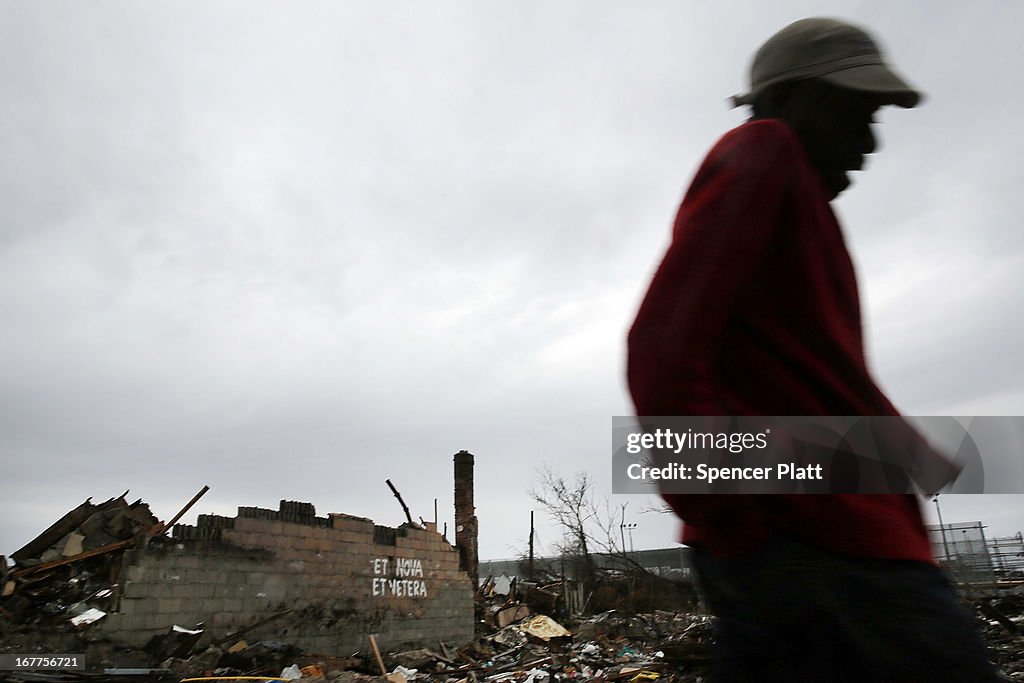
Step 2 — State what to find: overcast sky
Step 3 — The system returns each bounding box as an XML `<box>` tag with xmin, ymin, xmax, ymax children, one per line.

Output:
<box><xmin>2</xmin><ymin>2</ymin><xmax>1022</xmax><ymax>563</ymax></box>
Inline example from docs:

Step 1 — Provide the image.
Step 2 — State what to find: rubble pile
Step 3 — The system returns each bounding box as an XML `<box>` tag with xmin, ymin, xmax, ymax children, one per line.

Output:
<box><xmin>1</xmin><ymin>494</ymin><xmax>160</xmax><ymax>632</ymax></box>
<box><xmin>442</xmin><ymin>610</ymin><xmax>713</xmax><ymax>683</ymax></box>
<box><xmin>977</xmin><ymin>594</ymin><xmax>1024</xmax><ymax>677</ymax></box>
<box><xmin>4</xmin><ymin>594</ymin><xmax>1011</xmax><ymax>682</ymax></box>
<box><xmin>149</xmin><ymin>610</ymin><xmax>711</xmax><ymax>682</ymax></box>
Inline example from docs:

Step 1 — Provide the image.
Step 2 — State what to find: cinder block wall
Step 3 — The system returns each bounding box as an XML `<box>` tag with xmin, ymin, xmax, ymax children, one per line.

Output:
<box><xmin>95</xmin><ymin>502</ymin><xmax>474</xmax><ymax>654</ymax></box>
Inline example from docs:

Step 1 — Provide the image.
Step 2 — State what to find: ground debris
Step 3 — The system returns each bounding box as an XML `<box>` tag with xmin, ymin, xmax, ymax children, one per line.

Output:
<box><xmin>370</xmin><ymin>609</ymin><xmax>713</xmax><ymax>683</ymax></box>
<box><xmin>976</xmin><ymin>593</ymin><xmax>1024</xmax><ymax>677</ymax></box>
<box><xmin>5</xmin><ymin>498</ymin><xmax>1022</xmax><ymax>680</ymax></box>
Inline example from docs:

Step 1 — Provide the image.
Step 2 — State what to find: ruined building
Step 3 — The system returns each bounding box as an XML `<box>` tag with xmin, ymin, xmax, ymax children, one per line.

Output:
<box><xmin>5</xmin><ymin>452</ymin><xmax>480</xmax><ymax>656</ymax></box>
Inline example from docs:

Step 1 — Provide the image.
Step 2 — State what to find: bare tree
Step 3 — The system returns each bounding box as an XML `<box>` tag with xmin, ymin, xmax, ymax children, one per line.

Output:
<box><xmin>530</xmin><ymin>466</ymin><xmax>649</xmax><ymax>580</ymax></box>
<box><xmin>530</xmin><ymin>467</ymin><xmax>675</xmax><ymax>577</ymax></box>
<box><xmin>527</xmin><ymin>467</ymin><xmax>700</xmax><ymax>616</ymax></box>
<box><xmin>530</xmin><ymin>466</ymin><xmax>596</xmax><ymax>576</ymax></box>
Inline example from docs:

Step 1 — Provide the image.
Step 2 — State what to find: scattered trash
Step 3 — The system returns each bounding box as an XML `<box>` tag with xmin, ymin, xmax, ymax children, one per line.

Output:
<box><xmin>147</xmin><ymin>622</ymin><xmax>206</xmax><ymax>660</ymax></box>
<box><xmin>280</xmin><ymin>663</ymin><xmax>302</xmax><ymax>680</ymax></box>
<box><xmin>302</xmin><ymin>663</ymin><xmax>327</xmax><ymax>678</ymax></box>
<box><xmin>69</xmin><ymin>606</ymin><xmax>106</xmax><ymax>626</ymax></box>
<box><xmin>391</xmin><ymin>664</ymin><xmax>419</xmax><ymax>679</ymax></box>
<box><xmin>523</xmin><ymin>668</ymin><xmax>550</xmax><ymax>683</ymax></box>
<box><xmin>520</xmin><ymin>615</ymin><xmax>571</xmax><ymax>641</ymax></box>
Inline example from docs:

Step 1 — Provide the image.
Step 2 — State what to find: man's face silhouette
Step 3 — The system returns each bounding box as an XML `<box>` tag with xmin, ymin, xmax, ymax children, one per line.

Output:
<box><xmin>783</xmin><ymin>80</ymin><xmax>885</xmax><ymax>199</ymax></box>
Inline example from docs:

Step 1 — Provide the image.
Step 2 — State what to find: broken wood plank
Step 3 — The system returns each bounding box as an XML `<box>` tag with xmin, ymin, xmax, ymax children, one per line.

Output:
<box><xmin>368</xmin><ymin>634</ymin><xmax>387</xmax><ymax>676</ymax></box>
<box><xmin>148</xmin><ymin>485</ymin><xmax>211</xmax><ymax>536</ymax></box>
<box><xmin>427</xmin><ymin>648</ymin><xmax>454</xmax><ymax>665</ymax></box>
<box><xmin>495</xmin><ymin>604</ymin><xmax>530</xmax><ymax>628</ymax></box>
<box><xmin>385</xmin><ymin>479</ymin><xmax>414</xmax><ymax>525</ymax></box>
<box><xmin>212</xmin><ymin>608</ymin><xmax>294</xmax><ymax>646</ymax></box>
<box><xmin>12</xmin><ymin>539</ymin><xmax>133</xmax><ymax>578</ymax></box>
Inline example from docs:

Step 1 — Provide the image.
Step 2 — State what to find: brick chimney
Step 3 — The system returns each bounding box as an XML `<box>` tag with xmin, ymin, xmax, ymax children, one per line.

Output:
<box><xmin>453</xmin><ymin>450</ymin><xmax>478</xmax><ymax>589</ymax></box>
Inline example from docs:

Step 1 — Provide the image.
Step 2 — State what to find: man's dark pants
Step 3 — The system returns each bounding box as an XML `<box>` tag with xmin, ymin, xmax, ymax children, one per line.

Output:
<box><xmin>691</xmin><ymin>538</ymin><xmax>1001</xmax><ymax>682</ymax></box>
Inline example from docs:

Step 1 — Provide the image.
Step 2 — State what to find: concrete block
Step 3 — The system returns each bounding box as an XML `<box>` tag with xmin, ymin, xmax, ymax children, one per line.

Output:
<box><xmin>252</xmin><ymin>532</ymin><xmax>275</xmax><ymax>549</ymax></box>
<box><xmin>262</xmin><ymin>534</ymin><xmax>289</xmax><ymax>552</ymax></box>
<box><xmin>246</xmin><ymin>532</ymin><xmax>268</xmax><ymax>548</ymax></box>
<box><xmin>126</xmin><ymin>565</ymin><xmax>148</xmax><ymax>582</ymax></box>
<box><xmin>175</xmin><ymin>568</ymin><xmax>204</xmax><ymax>585</ymax></box>
<box><xmin>267</xmin><ymin>534</ymin><xmax>293</xmax><ymax>551</ymax></box>
<box><xmin>226</xmin><ymin>571</ymin><xmax>247</xmax><ymax>588</ymax></box>
<box><xmin>337</xmin><ymin>530</ymin><xmax>372</xmax><ymax>544</ymax></box>
<box><xmin>157</xmin><ymin>597</ymin><xmax>182</xmax><ymax>614</ymax></box>
<box><xmin>222</xmin><ymin>598</ymin><xmax>244</xmax><ymax>612</ymax></box>
<box><xmin>220</xmin><ymin>530</ymin><xmax>247</xmax><ymax>547</ymax></box>
<box><xmin>315</xmin><ymin>554</ymin><xmax>339</xmax><ymax>572</ymax></box>
<box><xmin>187</xmin><ymin>582</ymin><xmax>216</xmax><ymax>600</ymax></box>
<box><xmin>174</xmin><ymin>555</ymin><xmax>200</xmax><ymax>570</ymax></box>
<box><xmin>195</xmin><ymin>598</ymin><xmax>225</xmax><ymax>618</ymax></box>
<box><xmin>195</xmin><ymin>568</ymin><xmax>221</xmax><ymax>584</ymax></box>
<box><xmin>286</xmin><ymin>560</ymin><xmax>309</xmax><ymax>575</ymax></box>
<box><xmin>331</xmin><ymin>516</ymin><xmax>374</xmax><ymax>532</ymax></box>
<box><xmin>276</xmin><ymin>547</ymin><xmax>304</xmax><ymax>562</ymax></box>
<box><xmin>145</xmin><ymin>582</ymin><xmax>174</xmax><ymax>599</ymax></box>
<box><xmin>103</xmin><ymin>612</ymin><xmax>139</xmax><ymax>634</ymax></box>
<box><xmin>158</xmin><ymin>568</ymin><xmax>184</xmax><ymax>583</ymax></box>
<box><xmin>134</xmin><ymin>612</ymin><xmax>172</xmax><ymax>631</ymax></box>
<box><xmin>209</xmin><ymin>611</ymin><xmax>238</xmax><ymax>631</ymax></box>
<box><xmin>119</xmin><ymin>596</ymin><xmax>158</xmax><ymax>614</ymax></box>
<box><xmin>232</xmin><ymin>517</ymin><xmax>260</xmax><ymax>533</ymax></box>
<box><xmin>329</xmin><ymin>549</ymin><xmax>362</xmax><ymax>566</ymax></box>
<box><xmin>284</xmin><ymin>524</ymin><xmax>308</xmax><ymax>538</ymax></box>
<box><xmin>213</xmin><ymin>583</ymin><xmax>237</xmax><ymax>599</ymax></box>
<box><xmin>245</xmin><ymin>571</ymin><xmax>269</xmax><ymax>586</ymax></box>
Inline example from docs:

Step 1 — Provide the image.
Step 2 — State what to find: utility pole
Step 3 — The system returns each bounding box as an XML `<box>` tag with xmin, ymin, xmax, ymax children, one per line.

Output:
<box><xmin>934</xmin><ymin>494</ymin><xmax>952</xmax><ymax>562</ymax></box>
<box><xmin>625</xmin><ymin>523</ymin><xmax>637</xmax><ymax>553</ymax></box>
<box><xmin>619</xmin><ymin>502</ymin><xmax>629</xmax><ymax>559</ymax></box>
<box><xmin>528</xmin><ymin>510</ymin><xmax>535</xmax><ymax>581</ymax></box>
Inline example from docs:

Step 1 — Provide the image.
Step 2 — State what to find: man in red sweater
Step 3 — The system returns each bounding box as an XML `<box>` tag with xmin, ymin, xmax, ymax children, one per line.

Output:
<box><xmin>627</xmin><ymin>18</ymin><xmax>998</xmax><ymax>681</ymax></box>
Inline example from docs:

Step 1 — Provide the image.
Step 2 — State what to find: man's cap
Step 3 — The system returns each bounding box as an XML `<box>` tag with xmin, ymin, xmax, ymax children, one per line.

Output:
<box><xmin>731</xmin><ymin>18</ymin><xmax>922</xmax><ymax>108</ymax></box>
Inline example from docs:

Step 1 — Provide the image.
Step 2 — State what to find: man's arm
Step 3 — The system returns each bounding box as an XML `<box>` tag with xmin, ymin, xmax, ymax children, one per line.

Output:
<box><xmin>627</xmin><ymin>120</ymin><xmax>795</xmax><ymax>417</ymax></box>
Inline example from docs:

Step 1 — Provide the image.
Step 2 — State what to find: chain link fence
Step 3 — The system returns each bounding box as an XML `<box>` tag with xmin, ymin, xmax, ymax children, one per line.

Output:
<box><xmin>927</xmin><ymin>521</ymin><xmax>999</xmax><ymax>594</ymax></box>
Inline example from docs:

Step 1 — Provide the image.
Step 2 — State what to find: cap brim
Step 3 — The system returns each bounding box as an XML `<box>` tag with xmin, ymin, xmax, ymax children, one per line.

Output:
<box><xmin>818</xmin><ymin>64</ymin><xmax>923</xmax><ymax>108</ymax></box>
<box><xmin>730</xmin><ymin>92</ymin><xmax>754</xmax><ymax>108</ymax></box>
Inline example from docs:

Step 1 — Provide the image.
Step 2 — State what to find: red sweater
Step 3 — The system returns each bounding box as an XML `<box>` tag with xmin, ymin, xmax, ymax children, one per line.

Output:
<box><xmin>627</xmin><ymin>119</ymin><xmax>933</xmax><ymax>562</ymax></box>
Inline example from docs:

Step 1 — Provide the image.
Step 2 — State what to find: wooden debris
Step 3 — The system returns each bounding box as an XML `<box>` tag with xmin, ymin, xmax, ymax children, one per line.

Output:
<box><xmin>212</xmin><ymin>608</ymin><xmax>294</xmax><ymax>646</ymax></box>
<box><xmin>368</xmin><ymin>634</ymin><xmax>387</xmax><ymax>676</ymax></box>
<box><xmin>386</xmin><ymin>478</ymin><xmax>415</xmax><ymax>526</ymax></box>
<box><xmin>12</xmin><ymin>539</ymin><xmax>133</xmax><ymax>578</ymax></box>
<box><xmin>148</xmin><ymin>484</ymin><xmax>210</xmax><ymax>536</ymax></box>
